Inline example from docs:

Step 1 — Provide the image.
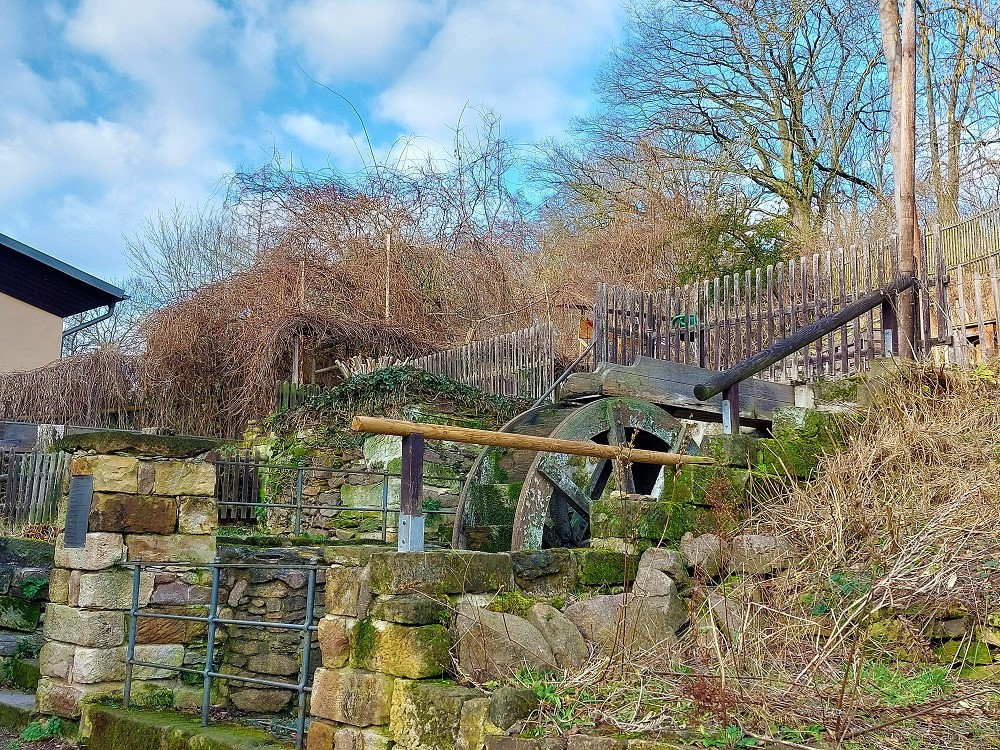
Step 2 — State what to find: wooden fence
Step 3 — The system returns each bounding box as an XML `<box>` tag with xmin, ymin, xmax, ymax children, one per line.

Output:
<box><xmin>216</xmin><ymin>450</ymin><xmax>263</xmax><ymax>523</ymax></box>
<box><xmin>0</xmin><ymin>450</ymin><xmax>68</xmax><ymax>525</ymax></box>
<box><xmin>410</xmin><ymin>323</ymin><xmax>555</xmax><ymax>400</ymax></box>
<box><xmin>932</xmin><ymin>207</ymin><xmax>1000</xmax><ymax>272</ymax></box>
<box><xmin>593</xmin><ymin>241</ymin><xmax>950</xmax><ymax>382</ymax></box>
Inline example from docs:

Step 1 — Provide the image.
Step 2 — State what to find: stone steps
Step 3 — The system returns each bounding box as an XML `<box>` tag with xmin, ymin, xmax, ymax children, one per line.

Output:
<box><xmin>0</xmin><ymin>687</ymin><xmax>37</xmax><ymax>731</ymax></box>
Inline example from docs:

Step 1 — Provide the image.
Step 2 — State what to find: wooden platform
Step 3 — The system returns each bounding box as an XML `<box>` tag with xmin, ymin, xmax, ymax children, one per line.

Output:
<box><xmin>558</xmin><ymin>356</ymin><xmax>796</xmax><ymax>426</ymax></box>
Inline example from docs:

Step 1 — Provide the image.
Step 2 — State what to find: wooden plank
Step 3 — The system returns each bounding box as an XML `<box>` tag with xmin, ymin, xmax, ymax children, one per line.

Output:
<box><xmin>766</xmin><ymin>265</ymin><xmax>775</xmax><ymax>380</ymax></box>
<box><xmin>989</xmin><ymin>255</ymin><xmax>1000</xmax><ymax>355</ymax></box>
<box><xmin>811</xmin><ymin>253</ymin><xmax>821</xmax><ymax>377</ymax></box>
<box><xmin>596</xmin><ymin>357</ymin><xmax>796</xmax><ymax>422</ymax></box>
<box><xmin>974</xmin><ymin>271</ymin><xmax>988</xmax><ymax>355</ymax></box>
<box><xmin>824</xmin><ymin>250</ymin><xmax>835</xmax><ymax>375</ymax></box>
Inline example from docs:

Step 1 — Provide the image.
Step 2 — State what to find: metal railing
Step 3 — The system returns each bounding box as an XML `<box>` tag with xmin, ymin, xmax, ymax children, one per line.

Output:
<box><xmin>215</xmin><ymin>456</ymin><xmax>461</xmax><ymax>541</ymax></box>
<box><xmin>123</xmin><ymin>559</ymin><xmax>322</xmax><ymax>750</ymax></box>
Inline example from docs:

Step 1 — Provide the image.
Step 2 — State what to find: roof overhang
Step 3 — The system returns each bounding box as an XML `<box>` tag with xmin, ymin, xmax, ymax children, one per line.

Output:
<box><xmin>0</xmin><ymin>232</ymin><xmax>127</xmax><ymax>318</ymax></box>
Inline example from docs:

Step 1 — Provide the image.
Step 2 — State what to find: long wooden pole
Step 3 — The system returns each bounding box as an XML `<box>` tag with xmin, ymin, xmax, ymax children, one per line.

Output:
<box><xmin>351</xmin><ymin>416</ymin><xmax>713</xmax><ymax>467</ymax></box>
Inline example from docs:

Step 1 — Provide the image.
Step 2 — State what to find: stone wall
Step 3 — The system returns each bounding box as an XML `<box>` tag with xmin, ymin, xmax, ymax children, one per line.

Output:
<box><xmin>214</xmin><ymin>544</ymin><xmax>327</xmax><ymax>714</ymax></box>
<box><xmin>260</xmin><ymin>435</ymin><xmax>478</xmax><ymax>545</ymax></box>
<box><xmin>37</xmin><ymin>431</ymin><xmax>219</xmax><ymax>718</ymax></box>
<box><xmin>0</xmin><ymin>538</ymin><xmax>54</xmax><ymax>691</ymax></box>
<box><xmin>305</xmin><ymin>535</ymin><xmax>796</xmax><ymax>750</ymax></box>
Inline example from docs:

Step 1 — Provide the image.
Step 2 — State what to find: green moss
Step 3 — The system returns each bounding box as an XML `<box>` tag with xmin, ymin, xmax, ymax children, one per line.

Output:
<box><xmin>758</xmin><ymin>407</ymin><xmax>846</xmax><ymax>479</ymax></box>
<box><xmin>467</xmin><ymin>483</ymin><xmax>520</xmax><ymax>526</ymax></box>
<box><xmin>487</xmin><ymin>591</ymin><xmax>535</xmax><ymax>618</ymax></box>
<box><xmin>130</xmin><ymin>684</ymin><xmax>175</xmax><ymax>709</ymax></box>
<box><xmin>0</xmin><ymin>595</ymin><xmax>41</xmax><ymax>632</ymax></box>
<box><xmin>575</xmin><ymin>549</ymin><xmax>636</xmax><ymax>587</ymax></box>
<box><xmin>352</xmin><ymin>618</ymin><xmax>377</xmax><ymax>664</ymax></box>
<box><xmin>86</xmin><ymin>707</ymin><xmax>292</xmax><ymax>750</ymax></box>
<box><xmin>52</xmin><ymin>430</ymin><xmax>222</xmax><ymax>458</ymax></box>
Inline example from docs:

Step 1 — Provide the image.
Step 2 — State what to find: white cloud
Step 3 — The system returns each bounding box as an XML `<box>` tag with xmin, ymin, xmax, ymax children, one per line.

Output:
<box><xmin>280</xmin><ymin>112</ymin><xmax>371</xmax><ymax>169</ymax></box>
<box><xmin>377</xmin><ymin>0</ymin><xmax>621</xmax><ymax>138</ymax></box>
<box><xmin>285</xmin><ymin>0</ymin><xmax>446</xmax><ymax>83</ymax></box>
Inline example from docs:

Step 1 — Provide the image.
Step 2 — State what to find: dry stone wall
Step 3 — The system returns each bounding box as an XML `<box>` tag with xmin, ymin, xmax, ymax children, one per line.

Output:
<box><xmin>260</xmin><ymin>435</ymin><xmax>478</xmax><ymax>545</ymax></box>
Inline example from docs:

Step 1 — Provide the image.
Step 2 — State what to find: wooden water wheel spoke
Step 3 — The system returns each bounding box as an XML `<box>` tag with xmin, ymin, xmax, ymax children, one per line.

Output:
<box><xmin>537</xmin><ymin>464</ymin><xmax>593</xmax><ymax>518</ymax></box>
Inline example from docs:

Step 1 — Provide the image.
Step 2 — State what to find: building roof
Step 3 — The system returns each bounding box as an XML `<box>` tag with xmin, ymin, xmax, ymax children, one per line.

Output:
<box><xmin>0</xmin><ymin>232</ymin><xmax>127</xmax><ymax>318</ymax></box>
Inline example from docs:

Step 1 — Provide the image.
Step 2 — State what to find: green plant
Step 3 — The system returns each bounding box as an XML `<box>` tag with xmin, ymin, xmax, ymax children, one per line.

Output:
<box><xmin>422</xmin><ymin>497</ymin><xmax>442</xmax><ymax>512</ymax></box>
<box><xmin>18</xmin><ymin>577</ymin><xmax>48</xmax><ymax>600</ymax></box>
<box><xmin>858</xmin><ymin>662</ymin><xmax>951</xmax><ymax>706</ymax></box>
<box><xmin>694</xmin><ymin>725</ymin><xmax>758</xmax><ymax>748</ymax></box>
<box><xmin>19</xmin><ymin>717</ymin><xmax>62</xmax><ymax>742</ymax></box>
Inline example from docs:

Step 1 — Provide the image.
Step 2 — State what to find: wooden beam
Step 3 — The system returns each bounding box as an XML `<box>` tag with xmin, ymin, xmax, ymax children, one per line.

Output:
<box><xmin>350</xmin><ymin>416</ymin><xmax>713</xmax><ymax>467</ymax></box>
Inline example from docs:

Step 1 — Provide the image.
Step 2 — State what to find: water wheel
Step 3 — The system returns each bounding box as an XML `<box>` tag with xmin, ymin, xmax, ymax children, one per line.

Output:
<box><xmin>454</xmin><ymin>397</ymin><xmax>693</xmax><ymax>551</ymax></box>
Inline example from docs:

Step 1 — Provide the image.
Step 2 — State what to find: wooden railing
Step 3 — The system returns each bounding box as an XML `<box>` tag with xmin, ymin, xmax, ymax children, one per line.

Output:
<box><xmin>931</xmin><ymin>207</ymin><xmax>1000</xmax><ymax>271</ymax></box>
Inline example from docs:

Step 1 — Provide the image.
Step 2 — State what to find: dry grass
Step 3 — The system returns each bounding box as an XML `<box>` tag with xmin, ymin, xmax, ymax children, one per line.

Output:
<box><xmin>505</xmin><ymin>360</ymin><xmax>1000</xmax><ymax>748</ymax></box>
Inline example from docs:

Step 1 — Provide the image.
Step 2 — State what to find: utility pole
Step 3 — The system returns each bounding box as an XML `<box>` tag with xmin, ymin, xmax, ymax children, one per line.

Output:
<box><xmin>880</xmin><ymin>0</ymin><xmax>919</xmax><ymax>358</ymax></box>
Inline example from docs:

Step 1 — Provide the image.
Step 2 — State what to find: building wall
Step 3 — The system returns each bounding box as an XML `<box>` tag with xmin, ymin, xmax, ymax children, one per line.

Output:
<box><xmin>0</xmin><ymin>292</ymin><xmax>62</xmax><ymax>373</ymax></box>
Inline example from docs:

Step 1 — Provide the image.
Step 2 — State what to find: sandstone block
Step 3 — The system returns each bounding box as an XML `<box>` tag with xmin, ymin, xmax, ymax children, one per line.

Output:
<box><xmin>36</xmin><ymin>676</ymin><xmax>122</xmax><ymax>718</ymax></box>
<box><xmin>178</xmin><ymin>496</ymin><xmax>218</xmax><ymax>534</ymax></box>
<box><xmin>728</xmin><ymin>535</ymin><xmax>791</xmax><ymax>574</ymax></box>
<box><xmin>153</xmin><ymin>461</ymin><xmax>216</xmax><ymax>496</ymax></box>
<box><xmin>527</xmin><ymin>603</ymin><xmax>588</xmax><ymax>671</ymax></box>
<box><xmin>326</xmin><ymin>564</ymin><xmax>372</xmax><ymax>617</ymax></box>
<box><xmin>136</xmin><ymin>606</ymin><xmax>208</xmax><ymax>643</ymax></box>
<box><xmin>75</xmin><ymin>569</ymin><xmax>154</xmax><ymax>609</ymax></box>
<box><xmin>318</xmin><ymin>615</ymin><xmax>356</xmax><ymax>669</ymax></box>
<box><xmin>454</xmin><ymin>604</ymin><xmax>556</xmax><ymax>681</ymax></box>
<box><xmin>72</xmin><ymin>646</ymin><xmax>126</xmax><ymax>683</ymax></box>
<box><xmin>390</xmin><ymin>678</ymin><xmax>485</xmax><ymax>750</ymax></box>
<box><xmin>39</xmin><ymin>641</ymin><xmax>76</xmax><ymax>679</ymax></box>
<box><xmin>340</xmin><ymin>727</ymin><xmax>393</xmax><ymax>750</ymax></box>
<box><xmin>311</xmin><ymin>667</ymin><xmax>394</xmax><ymax>727</ymax></box>
<box><xmin>307</xmin><ymin>720</ymin><xmax>338</xmax><ymax>750</ymax></box>
<box><xmin>55</xmin><ymin>532</ymin><xmax>125</xmax><ymax>571</ymax></box>
<box><xmin>230</xmin><ymin>687</ymin><xmax>294</xmax><ymax>712</ymax></box>
<box><xmin>89</xmin><ymin>493</ymin><xmax>178</xmax><ymax>534</ymax></box>
<box><xmin>132</xmin><ymin>644</ymin><xmax>185</xmax><ymax>680</ymax></box>
<box><xmin>368</xmin><ymin>594</ymin><xmax>449</xmax><ymax>625</ymax></box>
<box><xmin>349</xmin><ymin>619</ymin><xmax>450</xmax><ymax>679</ymax></box>
<box><xmin>44</xmin><ymin>603</ymin><xmax>125</xmax><ymax>648</ymax></box>
<box><xmin>126</xmin><ymin>534</ymin><xmax>216</xmax><ymax>564</ymax></box>
<box><xmin>49</xmin><ymin>568</ymin><xmax>70</xmax><ymax>604</ymax></box>
<box><xmin>369</xmin><ymin>550</ymin><xmax>514</xmax><ymax>595</ymax></box>
<box><xmin>73</xmin><ymin>455</ymin><xmax>139</xmax><ymax>493</ymax></box>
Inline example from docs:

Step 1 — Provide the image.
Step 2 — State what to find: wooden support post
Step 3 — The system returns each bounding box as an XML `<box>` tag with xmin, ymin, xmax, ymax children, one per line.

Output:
<box><xmin>882</xmin><ymin>298</ymin><xmax>898</xmax><ymax>356</ymax></box>
<box><xmin>722</xmin><ymin>382</ymin><xmax>740</xmax><ymax>435</ymax></box>
<box><xmin>398</xmin><ymin>433</ymin><xmax>425</xmax><ymax>552</ymax></box>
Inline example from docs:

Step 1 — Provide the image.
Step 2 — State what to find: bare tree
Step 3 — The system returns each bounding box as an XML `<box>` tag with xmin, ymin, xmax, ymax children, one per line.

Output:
<box><xmin>594</xmin><ymin>0</ymin><xmax>888</xmax><ymax>236</ymax></box>
<box><xmin>125</xmin><ymin>202</ymin><xmax>255</xmax><ymax>311</ymax></box>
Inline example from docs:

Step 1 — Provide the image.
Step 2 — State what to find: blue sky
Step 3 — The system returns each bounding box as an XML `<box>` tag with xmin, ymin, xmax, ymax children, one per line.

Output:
<box><xmin>0</xmin><ymin>0</ymin><xmax>623</xmax><ymax>279</ymax></box>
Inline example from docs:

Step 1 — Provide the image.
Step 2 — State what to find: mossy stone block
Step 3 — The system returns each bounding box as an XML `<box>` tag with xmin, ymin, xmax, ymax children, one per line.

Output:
<box><xmin>936</xmin><ymin>640</ymin><xmax>993</xmax><ymax>666</ymax></box>
<box><xmin>687</xmin><ymin>466</ymin><xmax>750</xmax><ymax>509</ymax></box>
<box><xmin>369</xmin><ymin>551</ymin><xmax>514</xmax><ymax>595</ymax></box>
<box><xmin>812</xmin><ymin>376</ymin><xmax>864</xmax><ymax>405</ymax></box>
<box><xmin>700</xmin><ymin>434</ymin><xmax>759</xmax><ymax>467</ymax></box>
<box><xmin>369</xmin><ymin>595</ymin><xmax>449</xmax><ymax>625</ymax></box>
<box><xmin>390</xmin><ymin>679</ymin><xmax>484</xmax><ymax>750</ymax></box>
<box><xmin>54</xmin><ymin>430</ymin><xmax>222</xmax><ymax>458</ymax></box>
<box><xmin>758</xmin><ymin>407</ymin><xmax>844</xmax><ymax>479</ymax></box>
<box><xmin>574</xmin><ymin>549</ymin><xmax>636</xmax><ymax>587</ymax></box>
<box><xmin>349</xmin><ymin>618</ymin><xmax>451</xmax><ymax>678</ymax></box>
<box><xmin>0</xmin><ymin>539</ymin><xmax>54</xmax><ymax>567</ymax></box>
<box><xmin>590</xmin><ymin>495</ymin><xmax>693</xmax><ymax>542</ymax></box>
<box><xmin>10</xmin><ymin>656</ymin><xmax>41</xmax><ymax>691</ymax></box>
<box><xmin>0</xmin><ymin>595</ymin><xmax>41</xmax><ymax>632</ymax></box>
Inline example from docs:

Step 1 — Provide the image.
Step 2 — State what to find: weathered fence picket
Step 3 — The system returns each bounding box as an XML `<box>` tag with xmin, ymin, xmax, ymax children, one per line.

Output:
<box><xmin>592</xmin><ymin>240</ymin><xmax>947</xmax><ymax>383</ymax></box>
<box><xmin>0</xmin><ymin>449</ymin><xmax>68</xmax><ymax>525</ymax></box>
